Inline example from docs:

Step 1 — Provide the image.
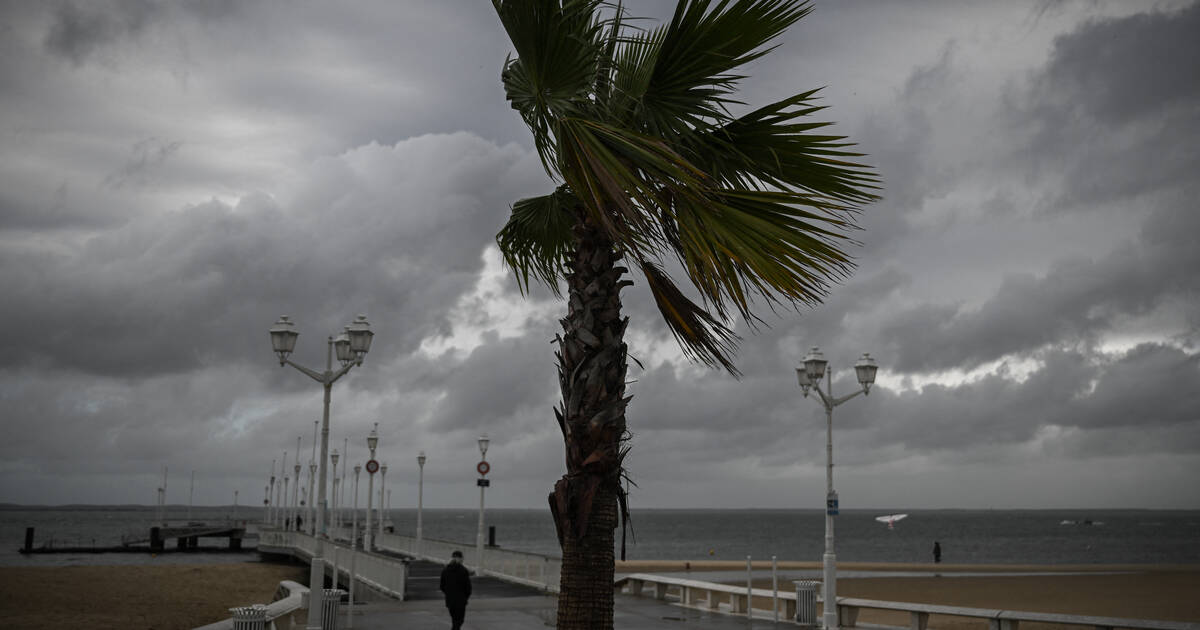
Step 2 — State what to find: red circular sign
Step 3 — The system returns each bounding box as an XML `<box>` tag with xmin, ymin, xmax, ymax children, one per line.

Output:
<box><xmin>365</xmin><ymin>459</ymin><xmax>379</xmax><ymax>474</ymax></box>
<box><xmin>477</xmin><ymin>461</ymin><xmax>490</xmax><ymax>476</ymax></box>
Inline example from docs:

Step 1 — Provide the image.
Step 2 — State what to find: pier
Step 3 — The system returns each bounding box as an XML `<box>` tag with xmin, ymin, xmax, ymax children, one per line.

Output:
<box><xmin>18</xmin><ymin>522</ymin><xmax>249</xmax><ymax>555</ymax></box>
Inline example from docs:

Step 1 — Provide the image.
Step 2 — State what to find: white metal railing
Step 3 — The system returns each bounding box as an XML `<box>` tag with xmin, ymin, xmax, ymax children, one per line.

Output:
<box><xmin>374</xmin><ymin>531</ymin><xmax>561</xmax><ymax>593</ymax></box>
<box><xmin>193</xmin><ymin>580</ymin><xmax>307</xmax><ymax>630</ymax></box>
<box><xmin>256</xmin><ymin>530</ymin><xmax>407</xmax><ymax>600</ymax></box>
<box><xmin>614</xmin><ymin>574</ymin><xmax>1200</xmax><ymax>630</ymax></box>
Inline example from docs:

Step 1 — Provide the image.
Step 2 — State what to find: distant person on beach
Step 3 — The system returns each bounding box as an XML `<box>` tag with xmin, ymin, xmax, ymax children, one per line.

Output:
<box><xmin>295</xmin><ymin>515</ymin><xmax>302</xmax><ymax>532</ymax></box>
<box><xmin>440</xmin><ymin>550</ymin><xmax>472</xmax><ymax>630</ymax></box>
<box><xmin>933</xmin><ymin>541</ymin><xmax>942</xmax><ymax>563</ymax></box>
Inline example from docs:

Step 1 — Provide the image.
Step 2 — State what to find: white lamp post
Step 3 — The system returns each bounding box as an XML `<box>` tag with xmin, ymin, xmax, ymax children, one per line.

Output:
<box><xmin>330</xmin><ymin>448</ymin><xmax>340</xmax><ymax>538</ymax></box>
<box><xmin>797</xmin><ymin>348</ymin><xmax>878</xmax><ymax>630</ymax></box>
<box><xmin>293</xmin><ymin>459</ymin><xmax>301</xmax><ymax>531</ymax></box>
<box><xmin>269</xmin><ymin>314</ymin><xmax>374</xmax><ymax>630</ymax></box>
<box><xmin>476</xmin><ymin>433</ymin><xmax>490</xmax><ymax>573</ymax></box>
<box><xmin>268</xmin><ymin>460</ymin><xmax>276</xmax><ymax>527</ymax></box>
<box><xmin>378</xmin><ymin>462</ymin><xmax>388</xmax><ymax>537</ymax></box>
<box><xmin>416</xmin><ymin>451</ymin><xmax>426</xmax><ymax>555</ymax></box>
<box><xmin>307</xmin><ymin>461</ymin><xmax>318</xmax><ymax>535</ymax></box>
<box><xmin>365</xmin><ymin>423</ymin><xmax>379</xmax><ymax>552</ymax></box>
<box><xmin>349</xmin><ymin>464</ymin><xmax>361</xmax><ymax>628</ymax></box>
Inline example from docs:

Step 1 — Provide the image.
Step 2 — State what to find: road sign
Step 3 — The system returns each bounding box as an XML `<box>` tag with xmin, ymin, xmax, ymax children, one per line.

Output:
<box><xmin>365</xmin><ymin>459</ymin><xmax>379</xmax><ymax>474</ymax></box>
<box><xmin>477</xmin><ymin>461</ymin><xmax>490</xmax><ymax>476</ymax></box>
<box><xmin>826</xmin><ymin>491</ymin><xmax>839</xmax><ymax>516</ymax></box>
<box><xmin>477</xmin><ymin>479</ymin><xmax>490</xmax><ymax>487</ymax></box>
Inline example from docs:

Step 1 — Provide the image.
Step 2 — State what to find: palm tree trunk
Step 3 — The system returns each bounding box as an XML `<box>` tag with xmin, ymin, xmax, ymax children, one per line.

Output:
<box><xmin>550</xmin><ymin>213</ymin><xmax>630</xmax><ymax>630</ymax></box>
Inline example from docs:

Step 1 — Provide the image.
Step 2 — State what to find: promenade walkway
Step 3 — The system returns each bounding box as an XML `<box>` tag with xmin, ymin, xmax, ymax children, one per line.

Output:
<box><xmin>337</xmin><ymin>558</ymin><xmax>788</xmax><ymax>628</ymax></box>
<box><xmin>342</xmin><ymin>591</ymin><xmax>790</xmax><ymax>629</ymax></box>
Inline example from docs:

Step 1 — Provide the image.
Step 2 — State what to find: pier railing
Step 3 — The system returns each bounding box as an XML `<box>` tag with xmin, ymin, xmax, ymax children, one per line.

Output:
<box><xmin>373</xmin><ymin>530</ymin><xmax>562</xmax><ymax>593</ymax></box>
<box><xmin>614</xmin><ymin>573</ymin><xmax>1200</xmax><ymax>630</ymax></box>
<box><xmin>258</xmin><ymin>530</ymin><xmax>407</xmax><ymax>600</ymax></box>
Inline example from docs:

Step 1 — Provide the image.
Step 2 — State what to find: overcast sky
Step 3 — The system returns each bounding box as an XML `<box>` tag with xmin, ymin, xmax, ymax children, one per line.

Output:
<box><xmin>1</xmin><ymin>1</ymin><xmax>1197</xmax><ymax>512</ymax></box>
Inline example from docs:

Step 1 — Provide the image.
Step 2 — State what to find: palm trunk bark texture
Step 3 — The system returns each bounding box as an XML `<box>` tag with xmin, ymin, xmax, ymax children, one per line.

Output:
<box><xmin>550</xmin><ymin>213</ymin><xmax>630</xmax><ymax>630</ymax></box>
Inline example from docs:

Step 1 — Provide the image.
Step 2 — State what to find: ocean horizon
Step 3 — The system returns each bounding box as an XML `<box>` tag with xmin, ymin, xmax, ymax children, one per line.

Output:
<box><xmin>4</xmin><ymin>505</ymin><xmax>1198</xmax><ymax>569</ymax></box>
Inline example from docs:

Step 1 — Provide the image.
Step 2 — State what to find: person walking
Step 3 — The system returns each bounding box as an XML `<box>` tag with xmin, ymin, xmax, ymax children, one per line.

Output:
<box><xmin>440</xmin><ymin>550</ymin><xmax>472</xmax><ymax>630</ymax></box>
<box><xmin>933</xmin><ymin>541</ymin><xmax>942</xmax><ymax>563</ymax></box>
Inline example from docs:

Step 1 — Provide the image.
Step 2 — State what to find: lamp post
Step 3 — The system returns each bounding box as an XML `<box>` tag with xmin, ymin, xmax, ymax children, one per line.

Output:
<box><xmin>378</xmin><ymin>462</ymin><xmax>388</xmax><ymax>537</ymax></box>
<box><xmin>268</xmin><ymin>460</ymin><xmax>276</xmax><ymax>527</ymax></box>
<box><xmin>293</xmin><ymin>458</ymin><xmax>302</xmax><ymax>531</ymax></box>
<box><xmin>269</xmin><ymin>314</ymin><xmax>374</xmax><ymax>630</ymax></box>
<box><xmin>349</xmin><ymin>464</ymin><xmax>361</xmax><ymax>628</ymax></box>
<box><xmin>365</xmin><ymin>423</ymin><xmax>379</xmax><ymax>551</ymax></box>
<box><xmin>476</xmin><ymin>433</ymin><xmax>490</xmax><ymax>572</ymax></box>
<box><xmin>797</xmin><ymin>347</ymin><xmax>878</xmax><ymax>630</ymax></box>
<box><xmin>330</xmin><ymin>448</ymin><xmax>340</xmax><ymax>537</ymax></box>
<box><xmin>307</xmin><ymin>461</ymin><xmax>318</xmax><ymax>535</ymax></box>
<box><xmin>282</xmin><ymin>475</ymin><xmax>289</xmax><ymax>528</ymax></box>
<box><xmin>416</xmin><ymin>451</ymin><xmax>426</xmax><ymax>555</ymax></box>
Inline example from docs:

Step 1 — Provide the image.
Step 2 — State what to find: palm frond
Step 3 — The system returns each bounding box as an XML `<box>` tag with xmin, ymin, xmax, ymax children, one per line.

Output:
<box><xmin>612</xmin><ymin>0</ymin><xmax>813</xmax><ymax>137</ymax></box>
<box><xmin>495</xmin><ymin>0</ymin><xmax>607</xmax><ymax>176</ymax></box>
<box><xmin>687</xmin><ymin>89</ymin><xmax>881</xmax><ymax>203</ymax></box>
<box><xmin>496</xmin><ymin>187</ymin><xmax>579</xmax><ymax>295</ymax></box>
<box><xmin>638</xmin><ymin>260</ymin><xmax>741</xmax><ymax>376</ymax></box>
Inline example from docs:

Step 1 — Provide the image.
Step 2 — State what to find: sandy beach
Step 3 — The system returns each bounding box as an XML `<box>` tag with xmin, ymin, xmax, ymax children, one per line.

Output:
<box><xmin>1</xmin><ymin>560</ymin><xmax>1196</xmax><ymax>629</ymax></box>
<box><xmin>617</xmin><ymin>561</ymin><xmax>1200</xmax><ymax>625</ymax></box>
<box><xmin>0</xmin><ymin>561</ymin><xmax>308</xmax><ymax>630</ymax></box>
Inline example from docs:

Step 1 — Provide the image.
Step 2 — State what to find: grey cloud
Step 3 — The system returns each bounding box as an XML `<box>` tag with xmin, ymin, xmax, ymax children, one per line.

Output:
<box><xmin>881</xmin><ymin>185</ymin><xmax>1200</xmax><ymax>374</ymax></box>
<box><xmin>1040</xmin><ymin>2</ymin><xmax>1200</xmax><ymax>125</ymax></box>
<box><xmin>103</xmin><ymin>137</ymin><xmax>183</xmax><ymax>190</ymax></box>
<box><xmin>43</xmin><ymin>0</ymin><xmax>163</xmax><ymax>65</ymax></box>
<box><xmin>0</xmin><ymin>132</ymin><xmax>544</xmax><ymax>378</ymax></box>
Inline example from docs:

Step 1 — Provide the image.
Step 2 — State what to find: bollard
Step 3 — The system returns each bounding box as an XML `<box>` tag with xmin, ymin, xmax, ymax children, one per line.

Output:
<box><xmin>321</xmin><ymin>588</ymin><xmax>345</xmax><ymax>630</ymax></box>
<box><xmin>230</xmin><ymin>604</ymin><xmax>268</xmax><ymax>630</ymax></box>
<box><xmin>794</xmin><ymin>580</ymin><xmax>819</xmax><ymax>627</ymax></box>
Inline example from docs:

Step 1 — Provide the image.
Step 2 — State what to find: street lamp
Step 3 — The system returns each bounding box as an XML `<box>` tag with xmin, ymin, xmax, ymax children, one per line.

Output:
<box><xmin>293</xmin><ymin>457</ymin><xmax>301</xmax><ymax>531</ymax></box>
<box><xmin>379</xmin><ymin>462</ymin><xmax>389</xmax><ymax>537</ymax></box>
<box><xmin>416</xmin><ymin>451</ymin><xmax>426</xmax><ymax>554</ymax></box>
<box><xmin>365</xmin><ymin>423</ymin><xmax>379</xmax><ymax>551</ymax></box>
<box><xmin>269</xmin><ymin>314</ymin><xmax>374</xmax><ymax>630</ymax></box>
<box><xmin>307</xmin><ymin>461</ymin><xmax>318</xmax><ymax>535</ymax></box>
<box><xmin>268</xmin><ymin>459</ymin><xmax>276</xmax><ymax>527</ymax></box>
<box><xmin>350</xmin><ymin>464</ymin><xmax>361</xmax><ymax>628</ymax></box>
<box><xmin>282</xmin><ymin>475</ymin><xmax>289</xmax><ymax>528</ymax></box>
<box><xmin>476</xmin><ymin>433</ymin><xmax>490</xmax><ymax>572</ymax></box>
<box><xmin>796</xmin><ymin>347</ymin><xmax>878</xmax><ymax>630</ymax></box>
<box><xmin>330</xmin><ymin>448</ymin><xmax>340</xmax><ymax>536</ymax></box>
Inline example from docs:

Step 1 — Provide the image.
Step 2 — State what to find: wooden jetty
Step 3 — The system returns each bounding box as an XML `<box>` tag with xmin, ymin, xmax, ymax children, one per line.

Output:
<box><xmin>19</xmin><ymin>522</ymin><xmax>250</xmax><ymax>554</ymax></box>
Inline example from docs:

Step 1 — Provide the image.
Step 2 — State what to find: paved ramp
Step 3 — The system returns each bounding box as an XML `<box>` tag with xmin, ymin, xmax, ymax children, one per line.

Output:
<box><xmin>404</xmin><ymin>559</ymin><xmax>544</xmax><ymax>601</ymax></box>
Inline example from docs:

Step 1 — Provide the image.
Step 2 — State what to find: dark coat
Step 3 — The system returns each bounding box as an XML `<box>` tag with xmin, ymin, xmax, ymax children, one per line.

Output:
<box><xmin>439</xmin><ymin>561</ymin><xmax>472</xmax><ymax>606</ymax></box>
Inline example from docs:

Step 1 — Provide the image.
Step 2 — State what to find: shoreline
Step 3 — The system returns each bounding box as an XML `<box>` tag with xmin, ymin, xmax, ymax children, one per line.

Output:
<box><xmin>617</xmin><ymin>559</ymin><xmax>1200</xmax><ymax>573</ymax></box>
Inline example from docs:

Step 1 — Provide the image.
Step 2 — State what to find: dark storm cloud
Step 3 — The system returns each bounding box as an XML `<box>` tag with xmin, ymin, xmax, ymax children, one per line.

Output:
<box><xmin>0</xmin><ymin>133</ymin><xmax>543</xmax><ymax>377</ymax></box>
<box><xmin>43</xmin><ymin>0</ymin><xmax>163</xmax><ymax>65</ymax></box>
<box><xmin>1040</xmin><ymin>2</ymin><xmax>1200</xmax><ymax>125</ymax></box>
<box><xmin>103</xmin><ymin>137</ymin><xmax>183</xmax><ymax>189</ymax></box>
<box><xmin>1020</xmin><ymin>2</ymin><xmax>1200</xmax><ymax>209</ymax></box>
<box><xmin>881</xmin><ymin>196</ymin><xmax>1200</xmax><ymax>373</ymax></box>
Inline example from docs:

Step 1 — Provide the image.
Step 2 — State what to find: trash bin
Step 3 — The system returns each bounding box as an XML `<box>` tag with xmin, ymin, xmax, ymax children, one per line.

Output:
<box><xmin>794</xmin><ymin>580</ymin><xmax>819</xmax><ymax>626</ymax></box>
<box><xmin>230</xmin><ymin>604</ymin><xmax>268</xmax><ymax>630</ymax></box>
<box><xmin>321</xmin><ymin>588</ymin><xmax>345</xmax><ymax>630</ymax></box>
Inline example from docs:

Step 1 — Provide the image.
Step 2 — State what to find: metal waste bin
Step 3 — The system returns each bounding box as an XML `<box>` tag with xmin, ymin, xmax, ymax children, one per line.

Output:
<box><xmin>321</xmin><ymin>588</ymin><xmax>345</xmax><ymax>630</ymax></box>
<box><xmin>794</xmin><ymin>580</ymin><xmax>819</xmax><ymax>626</ymax></box>
<box><xmin>230</xmin><ymin>604</ymin><xmax>268</xmax><ymax>630</ymax></box>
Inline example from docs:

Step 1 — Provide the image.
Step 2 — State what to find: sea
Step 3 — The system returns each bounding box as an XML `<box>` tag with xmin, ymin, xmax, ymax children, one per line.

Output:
<box><xmin>3</xmin><ymin>505</ymin><xmax>1198</xmax><ymax>568</ymax></box>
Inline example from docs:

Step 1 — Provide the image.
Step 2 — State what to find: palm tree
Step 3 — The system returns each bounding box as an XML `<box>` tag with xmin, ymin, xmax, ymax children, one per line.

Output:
<box><xmin>493</xmin><ymin>1</ymin><xmax>879</xmax><ymax>627</ymax></box>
